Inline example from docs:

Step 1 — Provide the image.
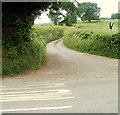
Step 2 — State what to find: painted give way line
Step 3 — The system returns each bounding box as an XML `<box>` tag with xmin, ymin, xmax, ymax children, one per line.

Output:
<box><xmin>0</xmin><ymin>106</ymin><xmax>72</xmax><ymax>112</ymax></box>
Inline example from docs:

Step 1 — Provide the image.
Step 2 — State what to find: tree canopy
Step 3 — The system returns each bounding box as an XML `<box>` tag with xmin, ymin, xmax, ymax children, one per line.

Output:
<box><xmin>48</xmin><ymin>2</ymin><xmax>101</xmax><ymax>25</ymax></box>
<box><xmin>48</xmin><ymin>2</ymin><xmax>78</xmax><ymax>26</ymax></box>
<box><xmin>2</xmin><ymin>2</ymin><xmax>101</xmax><ymax>48</ymax></box>
<box><xmin>2</xmin><ymin>2</ymin><xmax>63</xmax><ymax>47</ymax></box>
<box><xmin>77</xmin><ymin>2</ymin><xmax>100</xmax><ymax>22</ymax></box>
<box><xmin>111</xmin><ymin>13</ymin><xmax>120</xmax><ymax>19</ymax></box>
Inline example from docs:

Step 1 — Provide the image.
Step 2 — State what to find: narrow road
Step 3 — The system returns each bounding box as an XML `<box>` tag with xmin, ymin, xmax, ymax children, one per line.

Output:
<box><xmin>1</xmin><ymin>39</ymin><xmax>118</xmax><ymax>113</ymax></box>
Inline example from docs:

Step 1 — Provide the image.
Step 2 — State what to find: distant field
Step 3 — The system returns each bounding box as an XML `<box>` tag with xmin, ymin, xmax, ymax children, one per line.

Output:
<box><xmin>74</xmin><ymin>19</ymin><xmax>118</xmax><ymax>34</ymax></box>
<box><xmin>64</xmin><ymin>19</ymin><xmax>119</xmax><ymax>59</ymax></box>
<box><xmin>36</xmin><ymin>19</ymin><xmax>118</xmax><ymax>34</ymax></box>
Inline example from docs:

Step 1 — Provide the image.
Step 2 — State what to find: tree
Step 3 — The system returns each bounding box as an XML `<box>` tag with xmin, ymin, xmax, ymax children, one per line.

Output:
<box><xmin>77</xmin><ymin>2</ymin><xmax>100</xmax><ymax>22</ymax></box>
<box><xmin>2</xmin><ymin>2</ymin><xmax>63</xmax><ymax>47</ymax></box>
<box><xmin>48</xmin><ymin>2</ymin><xmax>78</xmax><ymax>26</ymax></box>
<box><xmin>47</xmin><ymin>9</ymin><xmax>62</xmax><ymax>25</ymax></box>
<box><xmin>111</xmin><ymin>13</ymin><xmax>120</xmax><ymax>19</ymax></box>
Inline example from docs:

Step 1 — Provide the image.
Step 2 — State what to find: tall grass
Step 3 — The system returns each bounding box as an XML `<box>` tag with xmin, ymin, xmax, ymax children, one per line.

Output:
<box><xmin>3</xmin><ymin>25</ymin><xmax>65</xmax><ymax>77</ymax></box>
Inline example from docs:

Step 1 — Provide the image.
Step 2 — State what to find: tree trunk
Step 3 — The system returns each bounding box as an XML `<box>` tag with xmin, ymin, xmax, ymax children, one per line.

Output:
<box><xmin>88</xmin><ymin>19</ymin><xmax>91</xmax><ymax>22</ymax></box>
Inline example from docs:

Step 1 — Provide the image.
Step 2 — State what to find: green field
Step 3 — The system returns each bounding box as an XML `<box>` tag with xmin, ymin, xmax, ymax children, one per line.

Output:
<box><xmin>73</xmin><ymin>19</ymin><xmax>118</xmax><ymax>34</ymax></box>
<box><xmin>64</xmin><ymin>19</ymin><xmax>119</xmax><ymax>59</ymax></box>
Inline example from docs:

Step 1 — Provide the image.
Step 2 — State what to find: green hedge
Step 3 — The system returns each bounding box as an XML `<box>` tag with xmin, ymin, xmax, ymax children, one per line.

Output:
<box><xmin>2</xmin><ymin>26</ymin><xmax>65</xmax><ymax>77</ymax></box>
<box><xmin>3</xmin><ymin>25</ymin><xmax>119</xmax><ymax>77</ymax></box>
<box><xmin>64</xmin><ymin>28</ymin><xmax>119</xmax><ymax>59</ymax></box>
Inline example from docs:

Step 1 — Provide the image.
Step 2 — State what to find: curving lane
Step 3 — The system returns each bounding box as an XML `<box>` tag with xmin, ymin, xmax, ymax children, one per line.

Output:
<box><xmin>1</xmin><ymin>39</ymin><xmax>118</xmax><ymax>113</ymax></box>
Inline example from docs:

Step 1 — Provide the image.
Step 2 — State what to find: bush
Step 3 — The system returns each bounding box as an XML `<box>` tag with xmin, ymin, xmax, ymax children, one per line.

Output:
<box><xmin>2</xmin><ymin>25</ymin><xmax>65</xmax><ymax>77</ymax></box>
<box><xmin>64</xmin><ymin>28</ymin><xmax>119</xmax><ymax>59</ymax></box>
<box><xmin>31</xmin><ymin>25</ymin><xmax>65</xmax><ymax>42</ymax></box>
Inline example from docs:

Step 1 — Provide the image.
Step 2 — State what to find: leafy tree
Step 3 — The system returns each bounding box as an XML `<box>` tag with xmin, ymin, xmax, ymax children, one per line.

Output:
<box><xmin>48</xmin><ymin>2</ymin><xmax>78</xmax><ymax>26</ymax></box>
<box><xmin>77</xmin><ymin>2</ymin><xmax>100</xmax><ymax>22</ymax></box>
<box><xmin>111</xmin><ymin>13</ymin><xmax>120</xmax><ymax>19</ymax></box>
<box><xmin>2</xmin><ymin>2</ymin><xmax>63</xmax><ymax>48</ymax></box>
<box><xmin>47</xmin><ymin>10</ymin><xmax>62</xmax><ymax>25</ymax></box>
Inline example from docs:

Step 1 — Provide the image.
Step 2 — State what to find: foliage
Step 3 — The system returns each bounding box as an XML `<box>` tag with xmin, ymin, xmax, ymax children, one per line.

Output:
<box><xmin>111</xmin><ymin>13</ymin><xmax>120</xmax><ymax>19</ymax></box>
<box><xmin>77</xmin><ymin>2</ymin><xmax>100</xmax><ymax>22</ymax></box>
<box><xmin>2</xmin><ymin>2</ymin><xmax>64</xmax><ymax>48</ymax></box>
<box><xmin>64</xmin><ymin>28</ymin><xmax>119</xmax><ymax>59</ymax></box>
<box><xmin>31</xmin><ymin>25</ymin><xmax>65</xmax><ymax>43</ymax></box>
<box><xmin>48</xmin><ymin>2</ymin><xmax>78</xmax><ymax>26</ymax></box>
<box><xmin>48</xmin><ymin>10</ymin><xmax>62</xmax><ymax>25</ymax></box>
<box><xmin>2</xmin><ymin>2</ymin><xmax>66</xmax><ymax>77</ymax></box>
<box><xmin>2</xmin><ymin>3</ymin><xmax>48</xmax><ymax>47</ymax></box>
<box><xmin>2</xmin><ymin>26</ymin><xmax>65</xmax><ymax>77</ymax></box>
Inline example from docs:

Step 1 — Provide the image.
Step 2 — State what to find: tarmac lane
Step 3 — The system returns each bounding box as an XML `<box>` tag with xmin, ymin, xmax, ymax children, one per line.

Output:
<box><xmin>1</xmin><ymin>39</ymin><xmax>118</xmax><ymax>113</ymax></box>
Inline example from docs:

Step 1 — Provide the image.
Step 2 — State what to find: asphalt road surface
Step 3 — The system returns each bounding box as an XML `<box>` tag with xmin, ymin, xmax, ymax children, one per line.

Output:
<box><xmin>1</xmin><ymin>39</ymin><xmax>118</xmax><ymax>113</ymax></box>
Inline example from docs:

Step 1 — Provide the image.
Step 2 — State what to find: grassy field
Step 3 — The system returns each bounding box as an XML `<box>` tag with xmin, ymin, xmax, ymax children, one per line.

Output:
<box><xmin>73</xmin><ymin>19</ymin><xmax>118</xmax><ymax>34</ymax></box>
<box><xmin>64</xmin><ymin>19</ymin><xmax>119</xmax><ymax>59</ymax></box>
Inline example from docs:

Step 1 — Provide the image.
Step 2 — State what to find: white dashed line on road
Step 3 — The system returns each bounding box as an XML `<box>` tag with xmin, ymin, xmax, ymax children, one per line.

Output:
<box><xmin>0</xmin><ymin>106</ymin><xmax>72</xmax><ymax>112</ymax></box>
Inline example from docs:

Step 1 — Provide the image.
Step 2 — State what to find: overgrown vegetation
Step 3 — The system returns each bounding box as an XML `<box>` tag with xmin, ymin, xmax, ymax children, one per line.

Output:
<box><xmin>64</xmin><ymin>27</ymin><xmax>119</xmax><ymax>59</ymax></box>
<box><xmin>3</xmin><ymin>26</ymin><xmax>65</xmax><ymax>77</ymax></box>
<box><xmin>3</xmin><ymin>6</ymin><xmax>119</xmax><ymax>78</ymax></box>
<box><xmin>2</xmin><ymin>2</ymin><xmax>65</xmax><ymax>77</ymax></box>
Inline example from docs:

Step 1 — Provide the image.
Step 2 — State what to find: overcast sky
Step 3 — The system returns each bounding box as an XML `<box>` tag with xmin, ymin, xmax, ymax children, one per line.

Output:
<box><xmin>34</xmin><ymin>0</ymin><xmax>119</xmax><ymax>24</ymax></box>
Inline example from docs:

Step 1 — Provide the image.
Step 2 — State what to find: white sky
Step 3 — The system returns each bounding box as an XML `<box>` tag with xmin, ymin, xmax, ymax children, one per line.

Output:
<box><xmin>34</xmin><ymin>0</ymin><xmax>119</xmax><ymax>24</ymax></box>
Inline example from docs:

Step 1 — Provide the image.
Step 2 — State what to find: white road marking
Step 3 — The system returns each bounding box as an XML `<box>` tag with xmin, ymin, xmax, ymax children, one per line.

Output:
<box><xmin>1</xmin><ymin>92</ymin><xmax>72</xmax><ymax>97</ymax></box>
<box><xmin>1</xmin><ymin>82</ymin><xmax>75</xmax><ymax>110</ymax></box>
<box><xmin>2</xmin><ymin>83</ymin><xmax>65</xmax><ymax>90</ymax></box>
<box><xmin>1</xmin><ymin>96</ymin><xmax>74</xmax><ymax>102</ymax></box>
<box><xmin>0</xmin><ymin>106</ymin><xmax>72</xmax><ymax>112</ymax></box>
<box><xmin>22</xmin><ymin>83</ymin><xmax>65</xmax><ymax>88</ymax></box>
<box><xmin>1</xmin><ymin>92</ymin><xmax>73</xmax><ymax>101</ymax></box>
<box><xmin>1</xmin><ymin>89</ymin><xmax>75</xmax><ymax>102</ymax></box>
<box><xmin>1</xmin><ymin>89</ymin><xmax>70</xmax><ymax>95</ymax></box>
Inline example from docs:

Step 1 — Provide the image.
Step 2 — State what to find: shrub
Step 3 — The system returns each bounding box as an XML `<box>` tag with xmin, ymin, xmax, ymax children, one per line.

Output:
<box><xmin>64</xmin><ymin>28</ymin><xmax>119</xmax><ymax>59</ymax></box>
<box><xmin>2</xmin><ymin>25</ymin><xmax>65</xmax><ymax>77</ymax></box>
